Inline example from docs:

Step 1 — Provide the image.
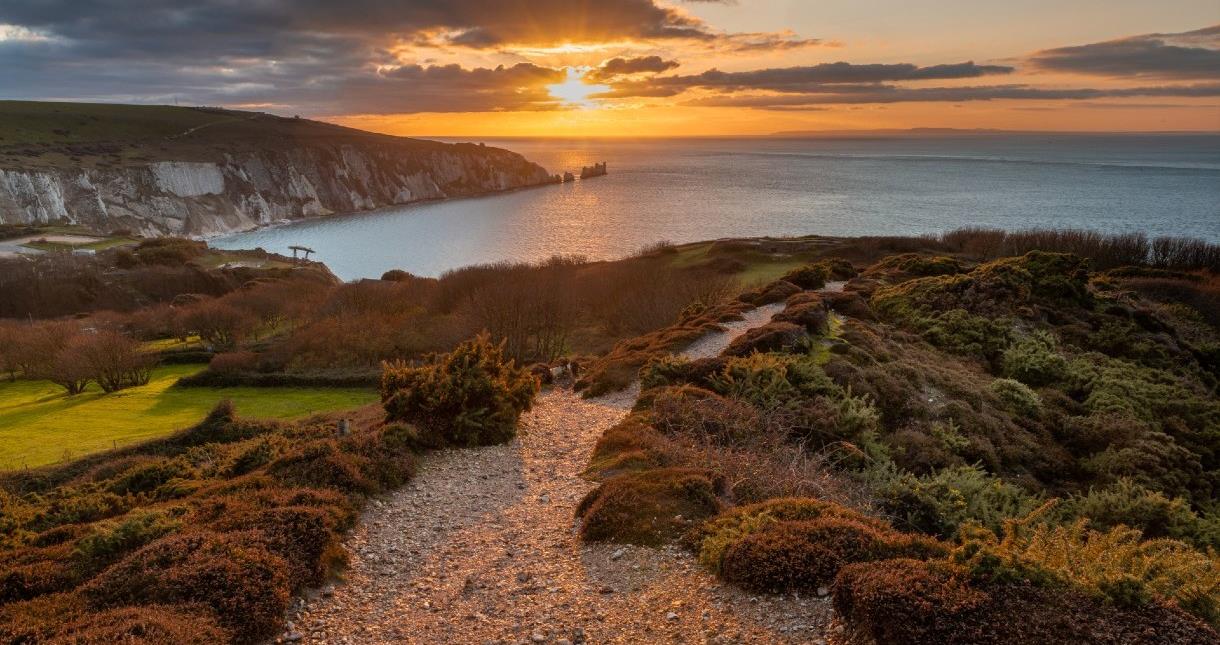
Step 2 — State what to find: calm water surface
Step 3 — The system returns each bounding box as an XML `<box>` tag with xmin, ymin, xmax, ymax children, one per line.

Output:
<box><xmin>214</xmin><ymin>135</ymin><xmax>1220</xmax><ymax>280</ymax></box>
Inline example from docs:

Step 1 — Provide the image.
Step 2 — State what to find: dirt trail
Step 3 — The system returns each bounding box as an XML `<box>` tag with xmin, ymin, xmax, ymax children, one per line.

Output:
<box><xmin>288</xmin><ymin>303</ymin><xmax>836</xmax><ymax>644</ymax></box>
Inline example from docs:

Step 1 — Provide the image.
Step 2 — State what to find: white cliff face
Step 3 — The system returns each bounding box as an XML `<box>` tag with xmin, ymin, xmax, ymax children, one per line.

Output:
<box><xmin>151</xmin><ymin>162</ymin><xmax>225</xmax><ymax>197</ymax></box>
<box><xmin>0</xmin><ymin>142</ymin><xmax>552</xmax><ymax>236</ymax></box>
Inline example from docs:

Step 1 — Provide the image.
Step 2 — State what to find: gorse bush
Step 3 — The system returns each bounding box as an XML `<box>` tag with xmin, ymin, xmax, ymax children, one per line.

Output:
<box><xmin>989</xmin><ymin>378</ymin><xmax>1042</xmax><ymax>416</ymax></box>
<box><xmin>1060</xmin><ymin>479</ymin><xmax>1219</xmax><ymax>550</ymax></box>
<box><xmin>1001</xmin><ymin>331</ymin><xmax>1067</xmax><ymax>386</ymax></box>
<box><xmin>865</xmin><ymin>463</ymin><xmax>1041</xmax><ymax>538</ymax></box>
<box><xmin>381</xmin><ymin>333</ymin><xmax>539</xmax><ymax>447</ymax></box>
<box><xmin>707</xmin><ymin>353</ymin><xmax>834</xmax><ymax>409</ymax></box>
<box><xmin>954</xmin><ymin>503</ymin><xmax>1220</xmax><ymax>625</ymax></box>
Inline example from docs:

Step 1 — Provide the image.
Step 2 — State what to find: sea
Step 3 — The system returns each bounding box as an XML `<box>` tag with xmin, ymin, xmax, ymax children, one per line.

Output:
<box><xmin>212</xmin><ymin>134</ymin><xmax>1220</xmax><ymax>281</ymax></box>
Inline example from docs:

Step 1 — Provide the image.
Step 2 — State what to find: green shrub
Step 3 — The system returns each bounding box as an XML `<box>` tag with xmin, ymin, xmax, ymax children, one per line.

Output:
<box><xmin>1059</xmin><ymin>479</ymin><xmax>1219</xmax><ymax>549</ymax></box>
<box><xmin>867</xmin><ymin>253</ymin><xmax>965</xmax><ymax>278</ymax></box>
<box><xmin>72</xmin><ymin>510</ymin><xmax>181</xmax><ymax>573</ymax></box>
<box><xmin>922</xmin><ymin>309</ymin><xmax>1013</xmax><ymax>359</ymax></box>
<box><xmin>708</xmin><ymin>353</ymin><xmax>834</xmax><ymax>408</ymax></box>
<box><xmin>989</xmin><ymin>378</ymin><xmax>1041</xmax><ymax>416</ymax></box>
<box><xmin>380</xmin><ymin>333</ymin><xmax>538</xmax><ymax>447</ymax></box>
<box><xmin>1001</xmin><ymin>331</ymin><xmax>1068</xmax><ymax>386</ymax></box>
<box><xmin>107</xmin><ymin>459</ymin><xmax>191</xmax><ymax>496</ymax></box>
<box><xmin>576</xmin><ymin>468</ymin><xmax>726</xmax><ymax>545</ymax></box>
<box><xmin>865</xmin><ymin>464</ymin><xmax>1041</xmax><ymax>538</ymax></box>
<box><xmin>780</xmin><ymin>263</ymin><xmax>830</xmax><ymax>290</ymax></box>
<box><xmin>639</xmin><ymin>354</ymin><xmax>692</xmax><ymax>390</ymax></box>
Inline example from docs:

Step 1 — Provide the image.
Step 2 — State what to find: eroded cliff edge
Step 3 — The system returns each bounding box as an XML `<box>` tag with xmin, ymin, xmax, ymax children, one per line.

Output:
<box><xmin>0</xmin><ymin>103</ymin><xmax>555</xmax><ymax>236</ymax></box>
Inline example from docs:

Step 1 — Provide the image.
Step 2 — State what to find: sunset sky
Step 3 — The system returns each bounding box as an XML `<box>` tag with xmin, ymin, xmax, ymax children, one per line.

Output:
<box><xmin>1</xmin><ymin>1</ymin><xmax>1217</xmax><ymax>136</ymax></box>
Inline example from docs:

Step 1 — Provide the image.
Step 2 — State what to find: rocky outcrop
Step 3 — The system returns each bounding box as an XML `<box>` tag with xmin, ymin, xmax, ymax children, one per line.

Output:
<box><xmin>0</xmin><ymin>140</ymin><xmax>555</xmax><ymax>236</ymax></box>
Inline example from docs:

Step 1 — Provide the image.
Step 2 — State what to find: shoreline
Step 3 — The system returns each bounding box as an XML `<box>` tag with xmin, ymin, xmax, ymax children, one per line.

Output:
<box><xmin>197</xmin><ymin>174</ymin><xmax>565</xmax><ymax>242</ymax></box>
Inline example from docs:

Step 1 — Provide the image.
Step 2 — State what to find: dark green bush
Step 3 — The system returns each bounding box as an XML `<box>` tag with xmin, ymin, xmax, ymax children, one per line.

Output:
<box><xmin>72</xmin><ymin>509</ymin><xmax>181</xmax><ymax>574</ymax></box>
<box><xmin>989</xmin><ymin>378</ymin><xmax>1042</xmax><ymax>416</ymax></box>
<box><xmin>380</xmin><ymin>333</ymin><xmax>538</xmax><ymax>447</ymax></box>
<box><xmin>780</xmin><ymin>263</ymin><xmax>830</xmax><ymax>290</ymax></box>
<box><xmin>1060</xmin><ymin>479</ymin><xmax>1219</xmax><ymax>549</ymax></box>
<box><xmin>1001</xmin><ymin>331</ymin><xmax>1067</xmax><ymax>386</ymax></box>
<box><xmin>864</xmin><ymin>464</ymin><xmax>1040</xmax><ymax>538</ymax></box>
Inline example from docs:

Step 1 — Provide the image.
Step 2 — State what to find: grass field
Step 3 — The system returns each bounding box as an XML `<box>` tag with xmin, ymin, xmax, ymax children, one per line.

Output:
<box><xmin>0</xmin><ymin>364</ymin><xmax>377</xmax><ymax>470</ymax></box>
<box><xmin>666</xmin><ymin>240</ymin><xmax>810</xmax><ymax>287</ymax></box>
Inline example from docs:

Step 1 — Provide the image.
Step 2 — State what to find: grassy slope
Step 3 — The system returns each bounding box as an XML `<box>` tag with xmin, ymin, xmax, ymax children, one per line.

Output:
<box><xmin>0</xmin><ymin>364</ymin><xmax>376</xmax><ymax>469</ymax></box>
<box><xmin>0</xmin><ymin>100</ymin><xmax>463</xmax><ymax>171</ymax></box>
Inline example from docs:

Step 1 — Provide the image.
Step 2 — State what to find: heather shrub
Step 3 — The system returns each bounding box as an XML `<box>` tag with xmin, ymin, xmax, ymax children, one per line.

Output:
<box><xmin>268</xmin><ymin>439</ymin><xmax>376</xmax><ymax>495</ymax></box>
<box><xmin>771</xmin><ymin>300</ymin><xmax>830</xmax><ymax>334</ymax></box>
<box><xmin>832</xmin><ymin>559</ymin><xmax>990</xmax><ymax>644</ymax></box>
<box><xmin>989</xmin><ymin>378</ymin><xmax>1041</xmax><ymax>416</ymax></box>
<box><xmin>380</xmin><ymin>333</ymin><xmax>538</xmax><ymax>447</ymax></box>
<box><xmin>107</xmin><ymin>458</ymin><xmax>191</xmax><ymax>496</ymax></box>
<box><xmin>721</xmin><ymin>321</ymin><xmax>809</xmax><ymax>357</ymax></box>
<box><xmin>52</xmin><ymin>605</ymin><xmax>229</xmax><ymax>644</ymax></box>
<box><xmin>576</xmin><ymin>468</ymin><xmax>727</xmax><ymax>545</ymax></box>
<box><xmin>697</xmin><ymin>498</ymin><xmax>886</xmax><ymax>572</ymax></box>
<box><xmin>1001</xmin><ymin>331</ymin><xmax>1067</xmax><ymax>386</ymax></box>
<box><xmin>82</xmin><ymin>530</ymin><xmax>291</xmax><ymax>642</ymax></box>
<box><xmin>834</xmin><ymin>557</ymin><xmax>1219</xmax><ymax>645</ymax></box>
<box><xmin>649</xmin><ymin>386</ymin><xmax>763</xmax><ymax>445</ymax></box>
<box><xmin>738</xmin><ymin>279</ymin><xmax>802</xmax><ymax>306</ymax></box>
<box><xmin>719</xmin><ymin>515</ymin><xmax>944</xmax><ymax>593</ymax></box>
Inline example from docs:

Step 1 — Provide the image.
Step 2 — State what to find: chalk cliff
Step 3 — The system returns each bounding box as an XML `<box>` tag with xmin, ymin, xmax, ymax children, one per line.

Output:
<box><xmin>0</xmin><ymin>104</ymin><xmax>555</xmax><ymax>235</ymax></box>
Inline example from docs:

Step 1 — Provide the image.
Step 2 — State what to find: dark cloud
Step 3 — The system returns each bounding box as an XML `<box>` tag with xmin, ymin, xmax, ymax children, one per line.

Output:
<box><xmin>587</xmin><ymin>56</ymin><xmax>680</xmax><ymax>82</ymax></box>
<box><xmin>0</xmin><ymin>0</ymin><xmax>821</xmax><ymax>112</ymax></box>
<box><xmin>684</xmin><ymin>83</ymin><xmax>1220</xmax><ymax>109</ymax></box>
<box><xmin>601</xmin><ymin>61</ymin><xmax>1013</xmax><ymax>97</ymax></box>
<box><xmin>1030</xmin><ymin>25</ymin><xmax>1220</xmax><ymax>79</ymax></box>
<box><xmin>0</xmin><ymin>1</ymin><xmax>716</xmax><ymax>56</ymax></box>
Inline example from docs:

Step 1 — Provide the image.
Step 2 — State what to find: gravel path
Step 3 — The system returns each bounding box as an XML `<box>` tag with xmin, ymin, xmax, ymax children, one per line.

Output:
<box><xmin>286</xmin><ymin>302</ymin><xmax>834</xmax><ymax>644</ymax></box>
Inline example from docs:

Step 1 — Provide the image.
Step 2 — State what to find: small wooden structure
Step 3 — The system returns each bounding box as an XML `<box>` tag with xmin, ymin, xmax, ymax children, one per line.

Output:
<box><xmin>288</xmin><ymin>245</ymin><xmax>316</xmax><ymax>263</ymax></box>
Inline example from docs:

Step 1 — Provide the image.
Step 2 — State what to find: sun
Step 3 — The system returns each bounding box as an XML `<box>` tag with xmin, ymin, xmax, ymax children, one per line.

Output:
<box><xmin>546</xmin><ymin>68</ymin><xmax>609</xmax><ymax>108</ymax></box>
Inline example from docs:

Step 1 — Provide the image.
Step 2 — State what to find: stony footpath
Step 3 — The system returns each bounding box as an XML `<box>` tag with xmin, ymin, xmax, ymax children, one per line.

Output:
<box><xmin>286</xmin><ymin>303</ymin><xmax>836</xmax><ymax>644</ymax></box>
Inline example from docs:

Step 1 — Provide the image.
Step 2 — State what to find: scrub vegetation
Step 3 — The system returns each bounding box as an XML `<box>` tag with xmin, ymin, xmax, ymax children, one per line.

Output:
<box><xmin>577</xmin><ymin>231</ymin><xmax>1220</xmax><ymax>643</ymax></box>
<box><xmin>1</xmin><ymin>226</ymin><xmax>1218</xmax><ymax>643</ymax></box>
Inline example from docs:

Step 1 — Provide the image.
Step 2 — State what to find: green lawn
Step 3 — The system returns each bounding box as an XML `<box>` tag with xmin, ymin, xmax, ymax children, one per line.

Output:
<box><xmin>0</xmin><ymin>364</ymin><xmax>377</xmax><ymax>470</ymax></box>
